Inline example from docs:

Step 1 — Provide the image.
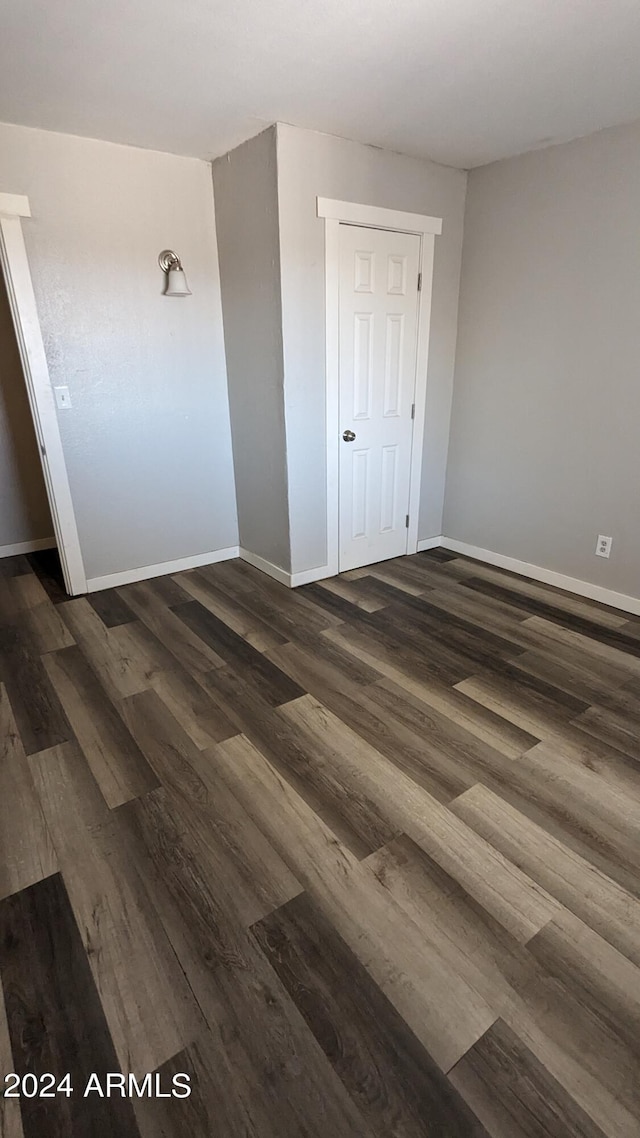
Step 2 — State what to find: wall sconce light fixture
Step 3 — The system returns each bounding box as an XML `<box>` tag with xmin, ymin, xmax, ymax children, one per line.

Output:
<box><xmin>158</xmin><ymin>249</ymin><xmax>192</xmax><ymax>297</ymax></box>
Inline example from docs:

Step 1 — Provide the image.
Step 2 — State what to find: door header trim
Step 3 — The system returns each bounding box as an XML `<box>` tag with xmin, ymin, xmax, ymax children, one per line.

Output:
<box><xmin>0</xmin><ymin>193</ymin><xmax>31</xmax><ymax>219</ymax></box>
<box><xmin>317</xmin><ymin>197</ymin><xmax>442</xmax><ymax>236</ymax></box>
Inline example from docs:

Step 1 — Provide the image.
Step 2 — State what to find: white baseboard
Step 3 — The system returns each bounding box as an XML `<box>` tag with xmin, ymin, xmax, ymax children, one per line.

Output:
<box><xmin>243</xmin><ymin>536</ymin><xmax>442</xmax><ymax>588</ymax></box>
<box><xmin>0</xmin><ymin>536</ymin><xmax>56</xmax><ymax>559</ymax></box>
<box><xmin>290</xmin><ymin>541</ymin><xmax>447</xmax><ymax>587</ymax></box>
<box><xmin>239</xmin><ymin>548</ymin><xmax>291</xmax><ymax>587</ymax></box>
<box><xmin>291</xmin><ymin>564</ymin><xmax>335</xmax><ymax>587</ymax></box>
<box><xmin>98</xmin><ymin>533</ymin><xmax>639</xmax><ymax>618</ymax></box>
<box><xmin>291</xmin><ymin>539</ymin><xmax>445</xmax><ymax>586</ymax></box>
<box><xmin>440</xmin><ymin>538</ymin><xmax>640</xmax><ymax>618</ymax></box>
<box><xmin>416</xmin><ymin>535</ymin><xmax>443</xmax><ymax>552</ymax></box>
<box><xmin>86</xmin><ymin>545</ymin><xmax>239</xmax><ymax>592</ymax></box>
<box><xmin>239</xmin><ymin>548</ymin><xmax>335</xmax><ymax>588</ymax></box>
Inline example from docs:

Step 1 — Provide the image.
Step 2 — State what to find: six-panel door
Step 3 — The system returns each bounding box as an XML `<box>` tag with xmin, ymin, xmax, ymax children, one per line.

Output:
<box><xmin>338</xmin><ymin>224</ymin><xmax>421</xmax><ymax>572</ymax></box>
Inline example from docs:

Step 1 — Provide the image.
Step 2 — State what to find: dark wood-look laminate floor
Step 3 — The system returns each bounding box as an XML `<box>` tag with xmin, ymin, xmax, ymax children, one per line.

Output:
<box><xmin>1</xmin><ymin>547</ymin><xmax>640</xmax><ymax>1137</ymax></box>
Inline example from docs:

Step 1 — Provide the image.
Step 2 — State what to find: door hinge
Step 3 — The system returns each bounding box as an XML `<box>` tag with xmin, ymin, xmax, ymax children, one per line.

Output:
<box><xmin>411</xmin><ymin>402</ymin><xmax>415</xmax><ymax>420</ymax></box>
<box><xmin>40</xmin><ymin>444</ymin><xmax>46</xmax><ymax>457</ymax></box>
<box><xmin>417</xmin><ymin>272</ymin><xmax>422</xmax><ymax>292</ymax></box>
<box><xmin>405</xmin><ymin>514</ymin><xmax>410</xmax><ymax>528</ymax></box>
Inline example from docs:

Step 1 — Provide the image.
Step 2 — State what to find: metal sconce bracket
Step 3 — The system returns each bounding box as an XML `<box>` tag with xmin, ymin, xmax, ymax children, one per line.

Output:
<box><xmin>158</xmin><ymin>249</ymin><xmax>182</xmax><ymax>272</ymax></box>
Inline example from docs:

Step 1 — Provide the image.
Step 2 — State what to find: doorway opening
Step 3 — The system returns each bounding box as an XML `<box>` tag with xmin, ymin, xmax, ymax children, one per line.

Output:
<box><xmin>0</xmin><ymin>194</ymin><xmax>86</xmax><ymax>594</ymax></box>
<box><xmin>0</xmin><ymin>268</ymin><xmax>57</xmax><ymax>568</ymax></box>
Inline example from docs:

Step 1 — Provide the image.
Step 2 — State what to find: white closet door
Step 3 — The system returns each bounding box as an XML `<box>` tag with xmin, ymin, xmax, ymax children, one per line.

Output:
<box><xmin>338</xmin><ymin>224</ymin><xmax>421</xmax><ymax>572</ymax></box>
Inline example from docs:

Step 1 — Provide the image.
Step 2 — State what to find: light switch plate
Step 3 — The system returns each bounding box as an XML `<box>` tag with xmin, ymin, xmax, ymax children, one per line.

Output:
<box><xmin>54</xmin><ymin>385</ymin><xmax>72</xmax><ymax>409</ymax></box>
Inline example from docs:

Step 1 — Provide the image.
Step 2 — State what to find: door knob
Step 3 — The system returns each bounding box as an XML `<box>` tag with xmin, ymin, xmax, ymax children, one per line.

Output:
<box><xmin>342</xmin><ymin>430</ymin><xmax>356</xmax><ymax>442</ymax></box>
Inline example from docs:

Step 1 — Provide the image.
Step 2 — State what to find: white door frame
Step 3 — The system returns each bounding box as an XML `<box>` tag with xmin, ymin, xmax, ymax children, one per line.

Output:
<box><xmin>317</xmin><ymin>197</ymin><xmax>442</xmax><ymax>579</ymax></box>
<box><xmin>0</xmin><ymin>193</ymin><xmax>86</xmax><ymax>593</ymax></box>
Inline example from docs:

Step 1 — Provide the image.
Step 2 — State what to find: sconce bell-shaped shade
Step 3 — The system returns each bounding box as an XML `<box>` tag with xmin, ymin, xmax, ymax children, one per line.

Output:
<box><xmin>164</xmin><ymin>267</ymin><xmax>192</xmax><ymax>297</ymax></box>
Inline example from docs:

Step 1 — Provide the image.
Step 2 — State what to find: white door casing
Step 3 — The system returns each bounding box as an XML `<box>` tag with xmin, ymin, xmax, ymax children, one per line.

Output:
<box><xmin>315</xmin><ymin>197</ymin><xmax>441</xmax><ymax>587</ymax></box>
<box><xmin>338</xmin><ymin>224</ymin><xmax>421</xmax><ymax>572</ymax></box>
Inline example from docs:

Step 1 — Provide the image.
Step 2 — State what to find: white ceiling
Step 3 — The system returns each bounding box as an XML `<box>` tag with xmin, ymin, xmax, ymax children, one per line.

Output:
<box><xmin>3</xmin><ymin>0</ymin><xmax>640</xmax><ymax>168</ymax></box>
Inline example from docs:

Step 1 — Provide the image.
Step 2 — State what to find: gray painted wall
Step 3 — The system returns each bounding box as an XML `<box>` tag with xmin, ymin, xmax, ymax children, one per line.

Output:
<box><xmin>213</xmin><ymin>127</ymin><xmax>290</xmax><ymax>571</ymax></box>
<box><xmin>276</xmin><ymin>123</ymin><xmax>467</xmax><ymax>574</ymax></box>
<box><xmin>0</xmin><ymin>121</ymin><xmax>237</xmax><ymax>581</ymax></box>
<box><xmin>444</xmin><ymin>119</ymin><xmax>640</xmax><ymax>600</ymax></box>
<box><xmin>0</xmin><ymin>269</ymin><xmax>52</xmax><ymax>547</ymax></box>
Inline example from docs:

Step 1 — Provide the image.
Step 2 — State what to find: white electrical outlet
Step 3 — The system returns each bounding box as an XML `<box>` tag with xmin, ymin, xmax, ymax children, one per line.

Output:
<box><xmin>54</xmin><ymin>385</ymin><xmax>72</xmax><ymax>409</ymax></box>
<box><xmin>596</xmin><ymin>534</ymin><xmax>612</xmax><ymax>558</ymax></box>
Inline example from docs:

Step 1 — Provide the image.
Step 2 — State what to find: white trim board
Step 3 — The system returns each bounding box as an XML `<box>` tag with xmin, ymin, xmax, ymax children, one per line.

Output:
<box><xmin>239</xmin><ymin>547</ymin><xmax>291</xmax><ymax>587</ymax></box>
<box><xmin>319</xmin><ymin>197</ymin><xmax>442</xmax><ymax>580</ymax></box>
<box><xmin>290</xmin><ymin>564</ymin><xmax>335</xmax><ymax>587</ymax></box>
<box><xmin>288</xmin><ymin>534</ymin><xmax>640</xmax><ymax>614</ymax></box>
<box><xmin>239</xmin><ymin>548</ymin><xmax>335</xmax><ymax>588</ymax></box>
<box><xmin>0</xmin><ymin>536</ymin><xmax>56</xmax><ymax>559</ymax></box>
<box><xmin>317</xmin><ymin>197</ymin><xmax>442</xmax><ymax>235</ymax></box>
<box><xmin>440</xmin><ymin>538</ymin><xmax>640</xmax><ymax>618</ymax></box>
<box><xmin>86</xmin><ymin>545</ymin><xmax>239</xmax><ymax>592</ymax></box>
<box><xmin>417</xmin><ymin>536</ymin><xmax>443</xmax><ymax>552</ymax></box>
<box><xmin>288</xmin><ymin>542</ymin><xmax>443</xmax><ymax>586</ymax></box>
<box><xmin>0</xmin><ymin>194</ymin><xmax>31</xmax><ymax>218</ymax></box>
<box><xmin>116</xmin><ymin>532</ymin><xmax>640</xmax><ymax>617</ymax></box>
